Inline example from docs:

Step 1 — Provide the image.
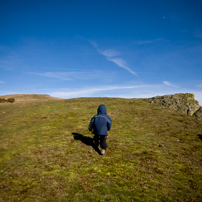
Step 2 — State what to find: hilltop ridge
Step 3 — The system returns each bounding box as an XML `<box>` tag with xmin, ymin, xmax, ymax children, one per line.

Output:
<box><xmin>0</xmin><ymin>94</ymin><xmax>63</xmax><ymax>102</ymax></box>
<box><xmin>1</xmin><ymin>93</ymin><xmax>202</xmax><ymax>118</ymax></box>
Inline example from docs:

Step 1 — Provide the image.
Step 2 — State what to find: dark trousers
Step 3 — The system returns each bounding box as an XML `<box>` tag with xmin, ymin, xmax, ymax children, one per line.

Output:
<box><xmin>94</xmin><ymin>135</ymin><xmax>107</xmax><ymax>150</ymax></box>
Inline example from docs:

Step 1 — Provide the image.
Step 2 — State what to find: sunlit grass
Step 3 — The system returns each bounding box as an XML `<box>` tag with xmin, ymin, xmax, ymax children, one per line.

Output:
<box><xmin>0</xmin><ymin>97</ymin><xmax>202</xmax><ymax>201</ymax></box>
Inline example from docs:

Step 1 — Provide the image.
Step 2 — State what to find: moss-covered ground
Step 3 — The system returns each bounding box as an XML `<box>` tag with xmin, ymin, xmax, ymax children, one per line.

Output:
<box><xmin>0</xmin><ymin>97</ymin><xmax>202</xmax><ymax>201</ymax></box>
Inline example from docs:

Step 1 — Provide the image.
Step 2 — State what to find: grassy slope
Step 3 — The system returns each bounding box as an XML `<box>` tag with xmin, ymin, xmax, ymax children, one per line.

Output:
<box><xmin>0</xmin><ymin>97</ymin><xmax>202</xmax><ymax>201</ymax></box>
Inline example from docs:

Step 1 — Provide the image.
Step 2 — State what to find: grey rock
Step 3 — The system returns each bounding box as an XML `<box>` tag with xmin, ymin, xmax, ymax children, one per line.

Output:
<box><xmin>146</xmin><ymin>93</ymin><xmax>200</xmax><ymax>115</ymax></box>
<box><xmin>193</xmin><ymin>107</ymin><xmax>202</xmax><ymax>119</ymax></box>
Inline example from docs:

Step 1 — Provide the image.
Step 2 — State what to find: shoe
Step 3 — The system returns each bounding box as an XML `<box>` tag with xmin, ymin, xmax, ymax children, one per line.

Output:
<box><xmin>101</xmin><ymin>149</ymin><xmax>106</xmax><ymax>155</ymax></box>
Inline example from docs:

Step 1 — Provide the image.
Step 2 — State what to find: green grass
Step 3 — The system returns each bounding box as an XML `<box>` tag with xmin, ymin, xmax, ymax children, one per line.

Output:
<box><xmin>0</xmin><ymin>97</ymin><xmax>202</xmax><ymax>201</ymax></box>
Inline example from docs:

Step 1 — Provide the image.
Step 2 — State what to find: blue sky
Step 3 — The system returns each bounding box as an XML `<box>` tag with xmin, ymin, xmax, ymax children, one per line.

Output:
<box><xmin>1</xmin><ymin>0</ymin><xmax>202</xmax><ymax>104</ymax></box>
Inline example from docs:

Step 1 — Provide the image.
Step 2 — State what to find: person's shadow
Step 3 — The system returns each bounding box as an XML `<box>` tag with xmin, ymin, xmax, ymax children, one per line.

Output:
<box><xmin>72</xmin><ymin>132</ymin><xmax>101</xmax><ymax>155</ymax></box>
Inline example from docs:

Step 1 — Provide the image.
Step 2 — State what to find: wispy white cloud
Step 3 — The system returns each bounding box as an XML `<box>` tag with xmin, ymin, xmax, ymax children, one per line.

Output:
<box><xmin>101</xmin><ymin>50</ymin><xmax>120</xmax><ymax>57</ymax></box>
<box><xmin>28</xmin><ymin>72</ymin><xmax>71</xmax><ymax>80</ymax></box>
<box><xmin>92</xmin><ymin>42</ymin><xmax>138</xmax><ymax>77</ymax></box>
<box><xmin>133</xmin><ymin>39</ymin><xmax>165</xmax><ymax>45</ymax></box>
<box><xmin>49</xmin><ymin>85</ymin><xmax>147</xmax><ymax>98</ymax></box>
<box><xmin>0</xmin><ymin>81</ymin><xmax>5</xmax><ymax>84</ymax></box>
<box><xmin>27</xmin><ymin>71</ymin><xmax>102</xmax><ymax>80</ymax></box>
<box><xmin>163</xmin><ymin>81</ymin><xmax>179</xmax><ymax>88</ymax></box>
<box><xmin>134</xmin><ymin>40</ymin><xmax>154</xmax><ymax>45</ymax></box>
<box><xmin>107</xmin><ymin>58</ymin><xmax>138</xmax><ymax>76</ymax></box>
<box><xmin>91</xmin><ymin>41</ymin><xmax>98</xmax><ymax>49</ymax></box>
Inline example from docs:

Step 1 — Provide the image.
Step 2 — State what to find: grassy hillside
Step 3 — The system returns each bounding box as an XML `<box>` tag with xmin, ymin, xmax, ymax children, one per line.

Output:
<box><xmin>0</xmin><ymin>96</ymin><xmax>202</xmax><ymax>201</ymax></box>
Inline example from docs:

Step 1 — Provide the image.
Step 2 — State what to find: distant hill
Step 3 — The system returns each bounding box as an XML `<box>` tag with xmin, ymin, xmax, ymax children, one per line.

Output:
<box><xmin>1</xmin><ymin>93</ymin><xmax>202</xmax><ymax>119</ymax></box>
<box><xmin>0</xmin><ymin>94</ymin><xmax>63</xmax><ymax>102</ymax></box>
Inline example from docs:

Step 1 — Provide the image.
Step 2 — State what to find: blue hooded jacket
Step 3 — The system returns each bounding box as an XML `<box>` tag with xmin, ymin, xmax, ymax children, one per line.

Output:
<box><xmin>89</xmin><ymin>104</ymin><xmax>112</xmax><ymax>135</ymax></box>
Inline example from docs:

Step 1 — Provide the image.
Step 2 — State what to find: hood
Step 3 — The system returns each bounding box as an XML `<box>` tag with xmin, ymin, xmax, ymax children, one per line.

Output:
<box><xmin>97</xmin><ymin>104</ymin><xmax>107</xmax><ymax>114</ymax></box>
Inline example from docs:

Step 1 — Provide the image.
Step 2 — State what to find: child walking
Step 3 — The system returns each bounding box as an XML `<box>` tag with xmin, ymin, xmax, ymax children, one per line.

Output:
<box><xmin>89</xmin><ymin>104</ymin><xmax>112</xmax><ymax>155</ymax></box>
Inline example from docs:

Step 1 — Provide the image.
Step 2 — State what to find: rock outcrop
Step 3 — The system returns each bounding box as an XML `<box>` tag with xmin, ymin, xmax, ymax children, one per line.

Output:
<box><xmin>193</xmin><ymin>107</ymin><xmax>202</xmax><ymax>119</ymax></box>
<box><xmin>146</xmin><ymin>93</ymin><xmax>200</xmax><ymax>116</ymax></box>
<box><xmin>0</xmin><ymin>98</ymin><xmax>15</xmax><ymax>103</ymax></box>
